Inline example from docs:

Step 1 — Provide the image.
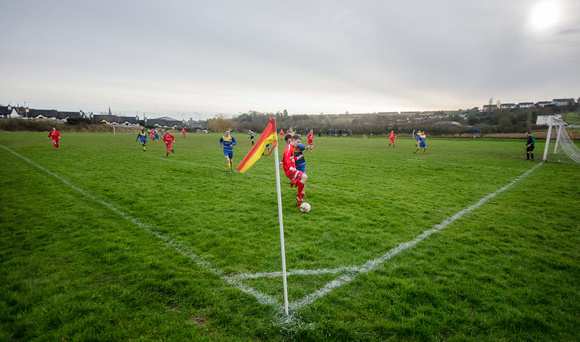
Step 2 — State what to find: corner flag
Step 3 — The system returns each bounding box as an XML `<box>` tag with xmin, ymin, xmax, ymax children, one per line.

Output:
<box><xmin>236</xmin><ymin>117</ymin><xmax>290</xmax><ymax>315</ymax></box>
<box><xmin>237</xmin><ymin>117</ymin><xmax>278</xmax><ymax>173</ymax></box>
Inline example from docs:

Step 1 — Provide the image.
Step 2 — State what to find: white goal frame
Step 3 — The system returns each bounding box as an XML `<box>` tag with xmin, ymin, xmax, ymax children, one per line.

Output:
<box><xmin>542</xmin><ymin>116</ymin><xmax>580</xmax><ymax>163</ymax></box>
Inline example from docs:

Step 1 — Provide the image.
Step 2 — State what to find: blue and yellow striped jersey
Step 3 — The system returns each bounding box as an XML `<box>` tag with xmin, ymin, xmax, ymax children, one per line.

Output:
<box><xmin>219</xmin><ymin>135</ymin><xmax>237</xmax><ymax>151</ymax></box>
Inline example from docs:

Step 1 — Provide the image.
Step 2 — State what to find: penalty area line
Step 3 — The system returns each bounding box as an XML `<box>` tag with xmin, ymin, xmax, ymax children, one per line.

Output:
<box><xmin>289</xmin><ymin>161</ymin><xmax>543</xmax><ymax>309</ymax></box>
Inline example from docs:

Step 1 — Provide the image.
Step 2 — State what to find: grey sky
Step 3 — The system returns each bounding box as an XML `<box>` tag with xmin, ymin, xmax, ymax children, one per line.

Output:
<box><xmin>1</xmin><ymin>0</ymin><xmax>579</xmax><ymax>119</ymax></box>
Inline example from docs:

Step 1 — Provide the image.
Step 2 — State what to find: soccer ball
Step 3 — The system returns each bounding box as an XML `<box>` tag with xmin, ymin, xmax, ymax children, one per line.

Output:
<box><xmin>300</xmin><ymin>202</ymin><xmax>311</xmax><ymax>213</ymax></box>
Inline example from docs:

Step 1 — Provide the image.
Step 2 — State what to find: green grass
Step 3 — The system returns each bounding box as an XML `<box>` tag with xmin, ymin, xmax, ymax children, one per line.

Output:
<box><xmin>563</xmin><ymin>112</ymin><xmax>580</xmax><ymax>126</ymax></box>
<box><xmin>1</xmin><ymin>132</ymin><xmax>579</xmax><ymax>341</ymax></box>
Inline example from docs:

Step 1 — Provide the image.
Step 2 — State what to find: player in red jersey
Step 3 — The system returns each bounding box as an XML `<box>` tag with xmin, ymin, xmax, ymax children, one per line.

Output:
<box><xmin>47</xmin><ymin>127</ymin><xmax>61</xmax><ymax>149</ymax></box>
<box><xmin>388</xmin><ymin>130</ymin><xmax>396</xmax><ymax>148</ymax></box>
<box><xmin>182</xmin><ymin>128</ymin><xmax>186</xmax><ymax>138</ymax></box>
<box><xmin>282</xmin><ymin>134</ymin><xmax>308</xmax><ymax>206</ymax></box>
<box><xmin>306</xmin><ymin>129</ymin><xmax>315</xmax><ymax>152</ymax></box>
<box><xmin>279</xmin><ymin>129</ymin><xmax>284</xmax><ymax>140</ymax></box>
<box><xmin>162</xmin><ymin>129</ymin><xmax>175</xmax><ymax>157</ymax></box>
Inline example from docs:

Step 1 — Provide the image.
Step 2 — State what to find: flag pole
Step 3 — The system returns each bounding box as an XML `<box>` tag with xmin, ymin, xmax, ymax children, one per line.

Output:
<box><xmin>273</xmin><ymin>140</ymin><xmax>289</xmax><ymax>315</ymax></box>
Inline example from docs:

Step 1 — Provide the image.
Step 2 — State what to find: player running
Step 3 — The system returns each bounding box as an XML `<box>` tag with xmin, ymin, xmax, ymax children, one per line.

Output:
<box><xmin>182</xmin><ymin>128</ymin><xmax>186</xmax><ymax>138</ymax></box>
<box><xmin>136</xmin><ymin>129</ymin><xmax>148</xmax><ymax>151</ymax></box>
<box><xmin>154</xmin><ymin>129</ymin><xmax>160</xmax><ymax>143</ymax></box>
<box><xmin>306</xmin><ymin>129</ymin><xmax>315</xmax><ymax>152</ymax></box>
<box><xmin>219</xmin><ymin>129</ymin><xmax>237</xmax><ymax>173</ymax></box>
<box><xmin>282</xmin><ymin>134</ymin><xmax>308</xmax><ymax>207</ymax></box>
<box><xmin>414</xmin><ymin>131</ymin><xmax>427</xmax><ymax>154</ymax></box>
<box><xmin>415</xmin><ymin>130</ymin><xmax>421</xmax><ymax>148</ymax></box>
<box><xmin>163</xmin><ymin>129</ymin><xmax>175</xmax><ymax>157</ymax></box>
<box><xmin>388</xmin><ymin>130</ymin><xmax>396</xmax><ymax>148</ymax></box>
<box><xmin>248</xmin><ymin>130</ymin><xmax>255</xmax><ymax>146</ymax></box>
<box><xmin>47</xmin><ymin>127</ymin><xmax>61</xmax><ymax>149</ymax></box>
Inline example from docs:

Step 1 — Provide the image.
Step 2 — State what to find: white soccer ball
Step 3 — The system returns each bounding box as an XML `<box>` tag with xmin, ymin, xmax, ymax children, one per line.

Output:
<box><xmin>300</xmin><ymin>202</ymin><xmax>311</xmax><ymax>213</ymax></box>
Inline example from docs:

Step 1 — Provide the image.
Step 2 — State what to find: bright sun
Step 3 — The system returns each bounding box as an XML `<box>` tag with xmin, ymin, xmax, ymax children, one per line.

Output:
<box><xmin>529</xmin><ymin>1</ymin><xmax>563</xmax><ymax>31</ymax></box>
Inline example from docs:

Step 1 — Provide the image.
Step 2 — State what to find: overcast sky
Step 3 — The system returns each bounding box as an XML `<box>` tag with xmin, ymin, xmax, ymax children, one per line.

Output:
<box><xmin>1</xmin><ymin>0</ymin><xmax>579</xmax><ymax>120</ymax></box>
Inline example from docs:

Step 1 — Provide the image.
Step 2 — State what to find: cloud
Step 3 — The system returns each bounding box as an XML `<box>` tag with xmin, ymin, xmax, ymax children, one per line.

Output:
<box><xmin>1</xmin><ymin>0</ymin><xmax>579</xmax><ymax>119</ymax></box>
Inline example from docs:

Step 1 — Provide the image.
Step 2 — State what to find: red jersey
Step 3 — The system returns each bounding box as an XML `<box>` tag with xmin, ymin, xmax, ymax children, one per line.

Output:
<box><xmin>282</xmin><ymin>143</ymin><xmax>296</xmax><ymax>172</ymax></box>
<box><xmin>388</xmin><ymin>133</ymin><xmax>395</xmax><ymax>140</ymax></box>
<box><xmin>48</xmin><ymin>130</ymin><xmax>61</xmax><ymax>140</ymax></box>
<box><xmin>182</xmin><ymin>129</ymin><xmax>186</xmax><ymax>135</ymax></box>
<box><xmin>307</xmin><ymin>131</ymin><xmax>314</xmax><ymax>143</ymax></box>
<box><xmin>163</xmin><ymin>133</ymin><xmax>175</xmax><ymax>144</ymax></box>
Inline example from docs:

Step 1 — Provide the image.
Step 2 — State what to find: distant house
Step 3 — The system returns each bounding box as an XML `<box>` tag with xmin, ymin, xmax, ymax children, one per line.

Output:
<box><xmin>0</xmin><ymin>105</ymin><xmax>17</xmax><ymax>118</ymax></box>
<box><xmin>552</xmin><ymin>98</ymin><xmax>574</xmax><ymax>107</ymax></box>
<box><xmin>146</xmin><ymin>116</ymin><xmax>184</xmax><ymax>128</ymax></box>
<box><xmin>90</xmin><ymin>112</ymin><xmax>139</xmax><ymax>126</ymax></box>
<box><xmin>535</xmin><ymin>101</ymin><xmax>552</xmax><ymax>107</ymax></box>
<box><xmin>57</xmin><ymin>111</ymin><xmax>82</xmax><ymax>122</ymax></box>
<box><xmin>26</xmin><ymin>109</ymin><xmax>83</xmax><ymax>122</ymax></box>
<box><xmin>92</xmin><ymin>114</ymin><xmax>119</xmax><ymax>124</ymax></box>
<box><xmin>518</xmin><ymin>102</ymin><xmax>534</xmax><ymax>109</ymax></box>
<box><xmin>482</xmin><ymin>105</ymin><xmax>497</xmax><ymax>112</ymax></box>
<box><xmin>28</xmin><ymin>109</ymin><xmax>58</xmax><ymax>120</ymax></box>
<box><xmin>500</xmin><ymin>103</ymin><xmax>517</xmax><ymax>110</ymax></box>
<box><xmin>117</xmin><ymin>116</ymin><xmax>140</xmax><ymax>126</ymax></box>
<box><xmin>378</xmin><ymin>112</ymin><xmax>399</xmax><ymax>115</ymax></box>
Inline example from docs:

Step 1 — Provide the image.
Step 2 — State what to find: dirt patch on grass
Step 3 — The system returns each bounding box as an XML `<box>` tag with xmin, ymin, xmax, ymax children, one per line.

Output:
<box><xmin>187</xmin><ymin>315</ymin><xmax>207</xmax><ymax>326</ymax></box>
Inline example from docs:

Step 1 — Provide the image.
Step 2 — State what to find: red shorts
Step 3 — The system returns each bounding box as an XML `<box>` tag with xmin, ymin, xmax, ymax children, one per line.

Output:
<box><xmin>390</xmin><ymin>138</ymin><xmax>395</xmax><ymax>143</ymax></box>
<box><xmin>308</xmin><ymin>139</ymin><xmax>314</xmax><ymax>145</ymax></box>
<box><xmin>165</xmin><ymin>142</ymin><xmax>173</xmax><ymax>149</ymax></box>
<box><xmin>284</xmin><ymin>169</ymin><xmax>304</xmax><ymax>185</ymax></box>
<box><xmin>52</xmin><ymin>138</ymin><xmax>59</xmax><ymax>144</ymax></box>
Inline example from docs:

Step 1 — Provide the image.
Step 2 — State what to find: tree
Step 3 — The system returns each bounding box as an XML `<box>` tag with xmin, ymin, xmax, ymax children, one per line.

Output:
<box><xmin>208</xmin><ymin>114</ymin><xmax>237</xmax><ymax>132</ymax></box>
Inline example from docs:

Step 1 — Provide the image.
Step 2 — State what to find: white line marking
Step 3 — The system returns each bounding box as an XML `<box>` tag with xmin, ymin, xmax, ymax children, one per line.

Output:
<box><xmin>1</xmin><ymin>145</ymin><xmax>287</xmax><ymax>316</ymax></box>
<box><xmin>408</xmin><ymin>154</ymin><xmax>439</xmax><ymax>161</ymax></box>
<box><xmin>289</xmin><ymin>161</ymin><xmax>543</xmax><ymax>309</ymax></box>
<box><xmin>3</xmin><ymin>145</ymin><xmax>542</xmax><ymax>318</ymax></box>
<box><xmin>227</xmin><ymin>266</ymin><xmax>360</xmax><ymax>281</ymax></box>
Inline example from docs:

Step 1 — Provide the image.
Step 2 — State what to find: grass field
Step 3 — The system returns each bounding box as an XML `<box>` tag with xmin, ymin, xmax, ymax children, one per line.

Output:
<box><xmin>1</xmin><ymin>131</ymin><xmax>579</xmax><ymax>341</ymax></box>
<box><xmin>563</xmin><ymin>112</ymin><xmax>580</xmax><ymax>126</ymax></box>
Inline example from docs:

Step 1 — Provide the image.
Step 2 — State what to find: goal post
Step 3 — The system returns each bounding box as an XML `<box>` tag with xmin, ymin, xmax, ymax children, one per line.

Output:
<box><xmin>542</xmin><ymin>116</ymin><xmax>554</xmax><ymax>161</ymax></box>
<box><xmin>542</xmin><ymin>116</ymin><xmax>580</xmax><ymax>164</ymax></box>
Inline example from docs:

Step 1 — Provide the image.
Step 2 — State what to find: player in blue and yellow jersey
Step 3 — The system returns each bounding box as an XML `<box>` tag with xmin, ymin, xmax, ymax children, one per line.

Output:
<box><xmin>415</xmin><ymin>130</ymin><xmax>421</xmax><ymax>148</ymax></box>
<box><xmin>414</xmin><ymin>131</ymin><xmax>427</xmax><ymax>154</ymax></box>
<box><xmin>154</xmin><ymin>129</ymin><xmax>160</xmax><ymax>143</ymax></box>
<box><xmin>294</xmin><ymin>137</ymin><xmax>307</xmax><ymax>173</ymax></box>
<box><xmin>219</xmin><ymin>129</ymin><xmax>237</xmax><ymax>173</ymax></box>
<box><xmin>136</xmin><ymin>129</ymin><xmax>148</xmax><ymax>151</ymax></box>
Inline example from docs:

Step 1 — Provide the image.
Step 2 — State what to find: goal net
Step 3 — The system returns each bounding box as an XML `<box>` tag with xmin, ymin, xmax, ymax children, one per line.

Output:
<box><xmin>543</xmin><ymin>117</ymin><xmax>580</xmax><ymax>164</ymax></box>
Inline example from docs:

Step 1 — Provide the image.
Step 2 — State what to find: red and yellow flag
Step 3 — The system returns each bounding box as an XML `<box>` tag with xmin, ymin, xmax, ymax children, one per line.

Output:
<box><xmin>237</xmin><ymin>117</ymin><xmax>278</xmax><ymax>173</ymax></box>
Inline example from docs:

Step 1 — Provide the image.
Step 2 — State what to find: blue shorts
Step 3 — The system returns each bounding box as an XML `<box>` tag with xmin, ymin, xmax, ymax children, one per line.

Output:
<box><xmin>419</xmin><ymin>142</ymin><xmax>426</xmax><ymax>148</ymax></box>
<box><xmin>223</xmin><ymin>150</ymin><xmax>233</xmax><ymax>159</ymax></box>
<box><xmin>154</xmin><ymin>134</ymin><xmax>159</xmax><ymax>139</ymax></box>
<box><xmin>296</xmin><ymin>164</ymin><xmax>305</xmax><ymax>173</ymax></box>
